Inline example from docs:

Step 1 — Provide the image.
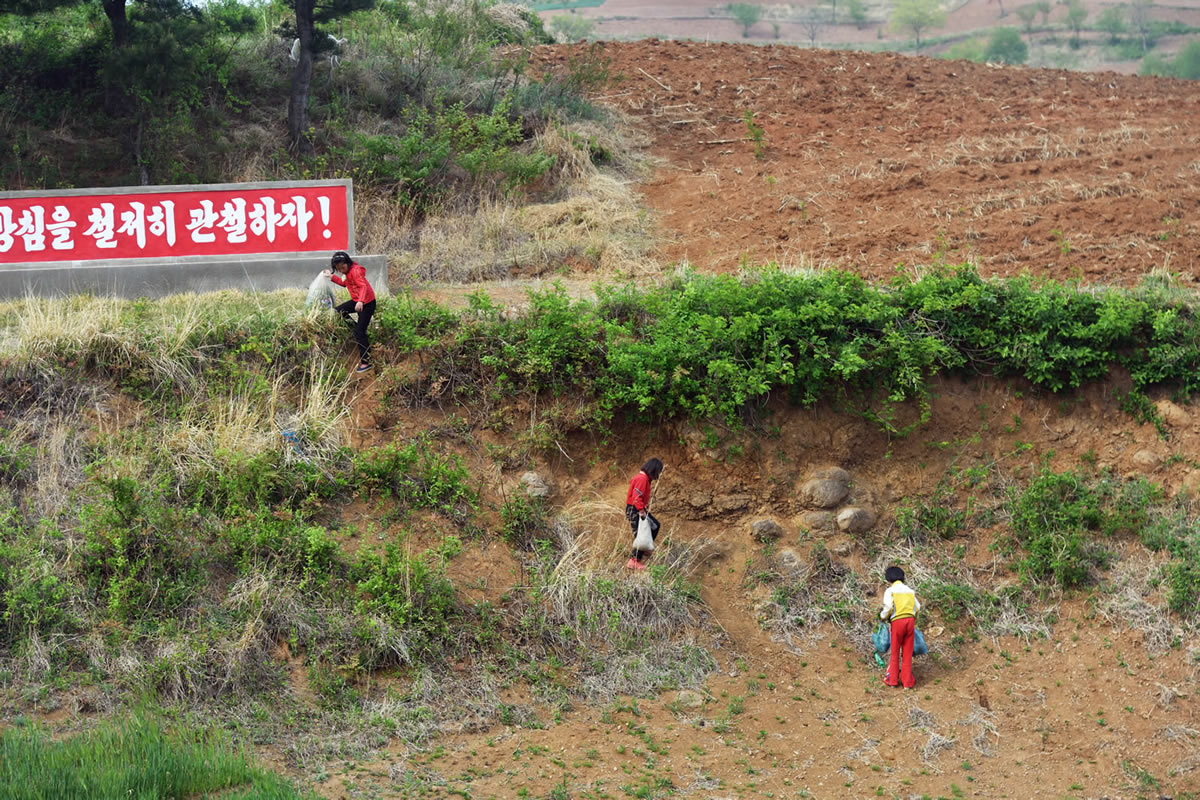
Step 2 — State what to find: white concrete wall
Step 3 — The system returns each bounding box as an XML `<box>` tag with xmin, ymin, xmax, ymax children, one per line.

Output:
<box><xmin>0</xmin><ymin>254</ymin><xmax>388</xmax><ymax>299</ymax></box>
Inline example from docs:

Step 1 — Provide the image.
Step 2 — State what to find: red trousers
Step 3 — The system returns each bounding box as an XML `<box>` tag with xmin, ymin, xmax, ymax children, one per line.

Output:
<box><xmin>885</xmin><ymin>616</ymin><xmax>916</xmax><ymax>688</ymax></box>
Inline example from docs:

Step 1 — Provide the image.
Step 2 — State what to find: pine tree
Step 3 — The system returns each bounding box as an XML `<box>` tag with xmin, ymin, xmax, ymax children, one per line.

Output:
<box><xmin>288</xmin><ymin>0</ymin><xmax>375</xmax><ymax>152</ymax></box>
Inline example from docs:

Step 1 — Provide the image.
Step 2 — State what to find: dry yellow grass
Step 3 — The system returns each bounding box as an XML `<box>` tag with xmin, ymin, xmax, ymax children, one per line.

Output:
<box><xmin>163</xmin><ymin>360</ymin><xmax>349</xmax><ymax>481</ymax></box>
<box><xmin>394</xmin><ymin>170</ymin><xmax>655</xmax><ymax>283</ymax></box>
<box><xmin>0</xmin><ymin>294</ymin><xmax>128</xmax><ymax>366</ymax></box>
<box><xmin>388</xmin><ymin>117</ymin><xmax>657</xmax><ymax>284</ymax></box>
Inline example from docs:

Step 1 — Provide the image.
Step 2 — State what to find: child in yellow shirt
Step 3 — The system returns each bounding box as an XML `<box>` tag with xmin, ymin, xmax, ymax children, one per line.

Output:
<box><xmin>880</xmin><ymin>566</ymin><xmax>921</xmax><ymax>688</ymax></box>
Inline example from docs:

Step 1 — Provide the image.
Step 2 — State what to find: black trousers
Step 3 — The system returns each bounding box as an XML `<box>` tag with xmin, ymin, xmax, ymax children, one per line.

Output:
<box><xmin>336</xmin><ymin>298</ymin><xmax>375</xmax><ymax>363</ymax></box>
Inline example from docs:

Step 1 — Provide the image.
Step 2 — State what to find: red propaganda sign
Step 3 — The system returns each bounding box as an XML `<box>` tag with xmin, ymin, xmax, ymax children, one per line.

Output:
<box><xmin>0</xmin><ymin>180</ymin><xmax>352</xmax><ymax>264</ymax></box>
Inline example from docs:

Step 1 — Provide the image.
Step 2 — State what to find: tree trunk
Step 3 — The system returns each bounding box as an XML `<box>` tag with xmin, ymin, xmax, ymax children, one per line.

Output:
<box><xmin>288</xmin><ymin>0</ymin><xmax>316</xmax><ymax>153</ymax></box>
<box><xmin>102</xmin><ymin>0</ymin><xmax>128</xmax><ymax>48</ymax></box>
<box><xmin>101</xmin><ymin>0</ymin><xmax>129</xmax><ymax>113</ymax></box>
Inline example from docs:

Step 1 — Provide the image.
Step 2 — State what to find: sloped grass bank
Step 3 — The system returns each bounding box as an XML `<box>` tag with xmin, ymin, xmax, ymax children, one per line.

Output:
<box><xmin>0</xmin><ymin>290</ymin><xmax>714</xmax><ymax>776</ymax></box>
<box><xmin>0</xmin><ymin>713</ymin><xmax>314</xmax><ymax>799</ymax></box>
<box><xmin>5</xmin><ymin>267</ymin><xmax>1200</xmax><ymax>776</ymax></box>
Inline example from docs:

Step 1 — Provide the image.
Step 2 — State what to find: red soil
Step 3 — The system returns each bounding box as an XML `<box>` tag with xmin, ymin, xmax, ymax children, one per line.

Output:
<box><xmin>536</xmin><ymin>39</ymin><xmax>1200</xmax><ymax>286</ymax></box>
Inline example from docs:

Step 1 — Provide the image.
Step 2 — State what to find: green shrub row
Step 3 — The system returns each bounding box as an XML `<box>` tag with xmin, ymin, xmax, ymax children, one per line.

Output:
<box><xmin>377</xmin><ymin>266</ymin><xmax>1200</xmax><ymax>432</ymax></box>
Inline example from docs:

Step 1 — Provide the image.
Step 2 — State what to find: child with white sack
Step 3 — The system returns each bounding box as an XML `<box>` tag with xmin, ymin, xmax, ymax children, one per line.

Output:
<box><xmin>624</xmin><ymin>458</ymin><xmax>663</xmax><ymax>570</ymax></box>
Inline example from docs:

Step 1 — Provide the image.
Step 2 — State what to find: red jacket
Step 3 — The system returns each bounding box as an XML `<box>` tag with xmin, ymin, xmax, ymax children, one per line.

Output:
<box><xmin>626</xmin><ymin>471</ymin><xmax>651</xmax><ymax>510</ymax></box>
<box><xmin>330</xmin><ymin>262</ymin><xmax>375</xmax><ymax>304</ymax></box>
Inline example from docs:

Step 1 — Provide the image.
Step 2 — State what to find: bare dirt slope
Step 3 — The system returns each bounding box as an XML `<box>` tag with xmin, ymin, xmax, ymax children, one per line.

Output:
<box><xmin>536</xmin><ymin>40</ymin><xmax>1200</xmax><ymax>284</ymax></box>
<box><xmin>327</xmin><ymin>377</ymin><xmax>1200</xmax><ymax>799</ymax></box>
<box><xmin>317</xmin><ymin>43</ymin><xmax>1200</xmax><ymax>799</ymax></box>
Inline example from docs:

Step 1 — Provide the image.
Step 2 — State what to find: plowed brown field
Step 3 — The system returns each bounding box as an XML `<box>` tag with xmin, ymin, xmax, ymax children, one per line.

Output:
<box><xmin>538</xmin><ymin>39</ymin><xmax>1200</xmax><ymax>285</ymax></box>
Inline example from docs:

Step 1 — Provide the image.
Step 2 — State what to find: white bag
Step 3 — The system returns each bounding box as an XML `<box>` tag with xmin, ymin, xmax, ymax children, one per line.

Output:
<box><xmin>305</xmin><ymin>272</ymin><xmax>336</xmax><ymax>309</ymax></box>
<box><xmin>632</xmin><ymin>515</ymin><xmax>655</xmax><ymax>551</ymax></box>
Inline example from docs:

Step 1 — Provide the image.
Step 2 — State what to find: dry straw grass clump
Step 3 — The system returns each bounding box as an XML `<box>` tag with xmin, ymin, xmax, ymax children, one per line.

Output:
<box><xmin>163</xmin><ymin>360</ymin><xmax>350</xmax><ymax>482</ymax></box>
<box><xmin>506</xmin><ymin>502</ymin><xmax>720</xmax><ymax>699</ymax></box>
<box><xmin>396</xmin><ymin>172</ymin><xmax>653</xmax><ymax>283</ymax></box>
<box><xmin>0</xmin><ymin>291</ymin><xmax>350</xmax><ymax>486</ymax></box>
<box><xmin>0</xmin><ymin>290</ymin><xmax>319</xmax><ymax>384</ymax></box>
<box><xmin>0</xmin><ymin>294</ymin><xmax>127</xmax><ymax>367</ymax></box>
<box><xmin>1099</xmin><ymin>557</ymin><xmax>1181</xmax><ymax>654</ymax></box>
<box><xmin>393</xmin><ymin>120</ymin><xmax>655</xmax><ymax>284</ymax></box>
<box><xmin>759</xmin><ymin>541</ymin><xmax>872</xmax><ymax>654</ymax></box>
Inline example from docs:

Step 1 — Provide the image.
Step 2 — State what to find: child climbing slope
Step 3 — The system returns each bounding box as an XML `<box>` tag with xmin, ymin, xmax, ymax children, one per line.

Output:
<box><xmin>322</xmin><ymin>250</ymin><xmax>376</xmax><ymax>374</ymax></box>
<box><xmin>624</xmin><ymin>458</ymin><xmax>663</xmax><ymax>570</ymax></box>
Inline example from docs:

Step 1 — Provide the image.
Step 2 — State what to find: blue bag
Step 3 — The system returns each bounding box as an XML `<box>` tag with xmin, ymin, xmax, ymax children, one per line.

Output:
<box><xmin>872</xmin><ymin>623</ymin><xmax>890</xmax><ymax>654</ymax></box>
<box><xmin>874</xmin><ymin>622</ymin><xmax>928</xmax><ymax>656</ymax></box>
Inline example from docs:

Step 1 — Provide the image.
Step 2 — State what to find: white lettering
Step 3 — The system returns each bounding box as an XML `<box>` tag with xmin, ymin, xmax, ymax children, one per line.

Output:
<box><xmin>47</xmin><ymin>206</ymin><xmax>76</xmax><ymax>251</ymax></box>
<box><xmin>0</xmin><ymin>209</ymin><xmax>16</xmax><ymax>253</ymax></box>
<box><xmin>219</xmin><ymin>198</ymin><xmax>248</xmax><ymax>244</ymax></box>
<box><xmin>82</xmin><ymin>204</ymin><xmax>118</xmax><ymax>249</ymax></box>
<box><xmin>118</xmin><ymin>202</ymin><xmax>147</xmax><ymax>249</ymax></box>
<box><xmin>187</xmin><ymin>200</ymin><xmax>218</xmax><ymax>243</ymax></box>
<box><xmin>147</xmin><ymin>201</ymin><xmax>176</xmax><ymax>247</ymax></box>
<box><xmin>15</xmin><ymin>206</ymin><xmax>46</xmax><ymax>252</ymax></box>
<box><xmin>248</xmin><ymin>197</ymin><xmax>278</xmax><ymax>243</ymax></box>
<box><xmin>280</xmin><ymin>196</ymin><xmax>314</xmax><ymax>243</ymax></box>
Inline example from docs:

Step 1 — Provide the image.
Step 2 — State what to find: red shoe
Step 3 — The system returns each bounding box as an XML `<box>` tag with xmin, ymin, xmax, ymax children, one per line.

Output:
<box><xmin>626</xmin><ymin>558</ymin><xmax>646</xmax><ymax>570</ymax></box>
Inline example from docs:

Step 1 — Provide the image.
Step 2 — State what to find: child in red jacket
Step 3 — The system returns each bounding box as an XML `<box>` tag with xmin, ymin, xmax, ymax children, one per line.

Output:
<box><xmin>625</xmin><ymin>457</ymin><xmax>663</xmax><ymax>570</ymax></box>
<box><xmin>323</xmin><ymin>250</ymin><xmax>376</xmax><ymax>373</ymax></box>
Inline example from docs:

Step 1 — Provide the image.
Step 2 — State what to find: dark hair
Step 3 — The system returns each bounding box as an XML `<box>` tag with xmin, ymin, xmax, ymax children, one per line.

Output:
<box><xmin>331</xmin><ymin>250</ymin><xmax>352</xmax><ymax>267</ymax></box>
<box><xmin>641</xmin><ymin>457</ymin><xmax>664</xmax><ymax>480</ymax></box>
<box><xmin>885</xmin><ymin>566</ymin><xmax>905</xmax><ymax>584</ymax></box>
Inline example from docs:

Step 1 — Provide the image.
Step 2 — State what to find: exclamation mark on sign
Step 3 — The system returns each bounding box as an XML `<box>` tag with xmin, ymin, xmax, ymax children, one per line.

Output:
<box><xmin>319</xmin><ymin>196</ymin><xmax>331</xmax><ymax>239</ymax></box>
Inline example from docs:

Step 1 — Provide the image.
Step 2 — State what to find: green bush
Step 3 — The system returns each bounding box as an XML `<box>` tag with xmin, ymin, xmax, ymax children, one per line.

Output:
<box><xmin>499</xmin><ymin>493</ymin><xmax>549</xmax><ymax>550</ymax></box>
<box><xmin>1165</xmin><ymin>558</ymin><xmax>1200</xmax><ymax>615</ymax></box>
<box><xmin>921</xmin><ymin>579</ymin><xmax>990</xmax><ymax>624</ymax></box>
<box><xmin>0</xmin><ymin>433</ymin><xmax>36</xmax><ymax>487</ymax></box>
<box><xmin>341</xmin><ymin>94</ymin><xmax>553</xmax><ymax>209</ymax></box>
<box><xmin>1005</xmin><ymin>470</ymin><xmax>1158</xmax><ymax>588</ymax></box>
<box><xmin>373</xmin><ymin>292</ymin><xmax>460</xmax><ymax>354</ymax></box>
<box><xmin>984</xmin><ymin>27</ymin><xmax>1028</xmax><ymax>64</ymax></box>
<box><xmin>940</xmin><ymin>36</ymin><xmax>987</xmax><ymax>62</ymax></box>
<box><xmin>548</xmin><ymin>12</ymin><xmax>595</xmax><ymax>42</ymax></box>
<box><xmin>79</xmin><ymin>475</ymin><xmax>205</xmax><ymax>621</ymax></box>
<box><xmin>0</xmin><ymin>502</ymin><xmax>77</xmax><ymax>644</ymax></box>
<box><xmin>353</xmin><ymin>436</ymin><xmax>477</xmax><ymax>517</ymax></box>
<box><xmin>354</xmin><ymin>542</ymin><xmax>458</xmax><ymax>657</ymax></box>
<box><xmin>896</xmin><ymin>483</ymin><xmax>967</xmax><ymax>541</ymax></box>
<box><xmin>389</xmin><ymin>265</ymin><xmax>1200</xmax><ymax>434</ymax></box>
<box><xmin>220</xmin><ymin>514</ymin><xmax>339</xmax><ymax>588</ymax></box>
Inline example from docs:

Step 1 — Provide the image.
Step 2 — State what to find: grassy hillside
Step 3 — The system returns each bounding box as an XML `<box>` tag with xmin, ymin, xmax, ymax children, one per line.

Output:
<box><xmin>8</xmin><ymin>2</ymin><xmax>1200</xmax><ymax>795</ymax></box>
<box><xmin>5</xmin><ymin>269</ymin><xmax>1200</xmax><ymax>792</ymax></box>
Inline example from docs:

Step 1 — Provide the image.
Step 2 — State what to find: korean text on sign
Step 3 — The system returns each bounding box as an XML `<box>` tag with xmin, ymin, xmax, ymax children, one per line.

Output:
<box><xmin>0</xmin><ymin>184</ymin><xmax>349</xmax><ymax>264</ymax></box>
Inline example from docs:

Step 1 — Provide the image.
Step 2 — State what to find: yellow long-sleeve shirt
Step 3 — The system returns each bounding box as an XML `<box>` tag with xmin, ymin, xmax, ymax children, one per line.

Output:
<box><xmin>880</xmin><ymin>580</ymin><xmax>920</xmax><ymax>621</ymax></box>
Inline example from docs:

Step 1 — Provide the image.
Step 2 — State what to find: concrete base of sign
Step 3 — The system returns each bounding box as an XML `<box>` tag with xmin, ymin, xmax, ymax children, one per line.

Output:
<box><xmin>0</xmin><ymin>254</ymin><xmax>388</xmax><ymax>300</ymax></box>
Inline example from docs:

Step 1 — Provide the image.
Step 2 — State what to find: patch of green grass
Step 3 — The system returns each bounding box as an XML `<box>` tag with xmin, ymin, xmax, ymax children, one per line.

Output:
<box><xmin>0</xmin><ymin>713</ymin><xmax>313</xmax><ymax>799</ymax></box>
